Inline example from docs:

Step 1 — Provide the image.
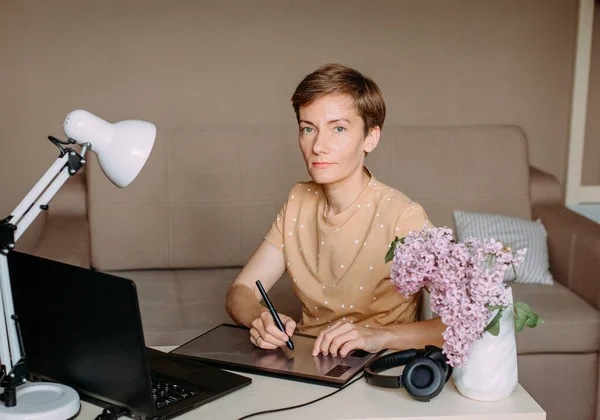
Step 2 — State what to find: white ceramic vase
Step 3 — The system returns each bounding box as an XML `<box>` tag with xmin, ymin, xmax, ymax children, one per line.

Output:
<box><xmin>452</xmin><ymin>289</ymin><xmax>519</xmax><ymax>401</ymax></box>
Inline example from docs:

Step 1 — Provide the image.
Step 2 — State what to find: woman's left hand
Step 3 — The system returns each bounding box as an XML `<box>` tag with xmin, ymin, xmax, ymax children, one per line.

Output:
<box><xmin>312</xmin><ymin>321</ymin><xmax>390</xmax><ymax>358</ymax></box>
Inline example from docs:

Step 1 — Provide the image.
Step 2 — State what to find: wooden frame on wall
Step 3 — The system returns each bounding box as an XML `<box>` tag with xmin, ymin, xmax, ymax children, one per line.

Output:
<box><xmin>566</xmin><ymin>0</ymin><xmax>597</xmax><ymax>205</ymax></box>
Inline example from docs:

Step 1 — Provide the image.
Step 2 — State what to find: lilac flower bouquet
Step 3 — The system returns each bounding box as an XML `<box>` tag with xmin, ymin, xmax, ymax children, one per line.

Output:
<box><xmin>385</xmin><ymin>226</ymin><xmax>543</xmax><ymax>368</ymax></box>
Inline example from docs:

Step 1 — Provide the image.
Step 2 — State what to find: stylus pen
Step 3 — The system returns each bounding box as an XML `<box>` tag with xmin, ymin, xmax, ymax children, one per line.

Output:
<box><xmin>255</xmin><ymin>280</ymin><xmax>294</xmax><ymax>351</ymax></box>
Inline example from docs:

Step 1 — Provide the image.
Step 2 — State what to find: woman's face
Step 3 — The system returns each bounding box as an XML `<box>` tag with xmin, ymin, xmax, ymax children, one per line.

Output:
<box><xmin>298</xmin><ymin>92</ymin><xmax>379</xmax><ymax>186</ymax></box>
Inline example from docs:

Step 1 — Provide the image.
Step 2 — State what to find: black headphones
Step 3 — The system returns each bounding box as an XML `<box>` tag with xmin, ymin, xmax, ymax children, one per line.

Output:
<box><xmin>364</xmin><ymin>345</ymin><xmax>452</xmax><ymax>402</ymax></box>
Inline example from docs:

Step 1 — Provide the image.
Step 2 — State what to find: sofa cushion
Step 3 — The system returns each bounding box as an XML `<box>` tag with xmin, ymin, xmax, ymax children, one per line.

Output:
<box><xmin>512</xmin><ymin>282</ymin><xmax>600</xmax><ymax>354</ymax></box>
<box><xmin>453</xmin><ymin>210</ymin><xmax>554</xmax><ymax>285</ymax></box>
<box><xmin>88</xmin><ymin>126</ymin><xmax>305</xmax><ymax>271</ymax></box>
<box><xmin>88</xmin><ymin>125</ymin><xmax>532</xmax><ymax>271</ymax></box>
<box><xmin>107</xmin><ymin>268</ymin><xmax>302</xmax><ymax>347</ymax></box>
<box><xmin>369</xmin><ymin>125</ymin><xmax>532</xmax><ymax>230</ymax></box>
<box><xmin>518</xmin><ymin>353</ymin><xmax>599</xmax><ymax>420</ymax></box>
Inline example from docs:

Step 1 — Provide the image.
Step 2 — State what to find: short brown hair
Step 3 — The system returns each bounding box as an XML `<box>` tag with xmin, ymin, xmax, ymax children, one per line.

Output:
<box><xmin>291</xmin><ymin>64</ymin><xmax>386</xmax><ymax>137</ymax></box>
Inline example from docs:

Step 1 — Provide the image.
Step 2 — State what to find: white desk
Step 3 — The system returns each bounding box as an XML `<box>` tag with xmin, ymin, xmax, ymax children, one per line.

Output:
<box><xmin>77</xmin><ymin>346</ymin><xmax>546</xmax><ymax>420</ymax></box>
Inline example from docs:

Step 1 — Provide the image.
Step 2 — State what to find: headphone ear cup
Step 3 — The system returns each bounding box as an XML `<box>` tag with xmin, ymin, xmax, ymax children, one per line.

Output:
<box><xmin>401</xmin><ymin>357</ymin><xmax>443</xmax><ymax>402</ymax></box>
<box><xmin>426</xmin><ymin>348</ymin><xmax>453</xmax><ymax>384</ymax></box>
<box><xmin>418</xmin><ymin>373</ymin><xmax>446</xmax><ymax>401</ymax></box>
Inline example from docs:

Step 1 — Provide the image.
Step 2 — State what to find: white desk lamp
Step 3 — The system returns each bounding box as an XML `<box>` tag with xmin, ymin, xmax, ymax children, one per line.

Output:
<box><xmin>0</xmin><ymin>110</ymin><xmax>156</xmax><ymax>419</ymax></box>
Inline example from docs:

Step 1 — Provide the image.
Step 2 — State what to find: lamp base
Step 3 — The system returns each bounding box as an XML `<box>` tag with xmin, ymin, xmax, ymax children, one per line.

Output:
<box><xmin>0</xmin><ymin>382</ymin><xmax>80</xmax><ymax>420</ymax></box>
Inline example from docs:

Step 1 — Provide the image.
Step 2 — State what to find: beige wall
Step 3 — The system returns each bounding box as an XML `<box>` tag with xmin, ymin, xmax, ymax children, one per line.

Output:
<box><xmin>0</xmin><ymin>0</ymin><xmax>577</xmax><ymax>217</ymax></box>
<box><xmin>583</xmin><ymin>5</ymin><xmax>600</xmax><ymax>185</ymax></box>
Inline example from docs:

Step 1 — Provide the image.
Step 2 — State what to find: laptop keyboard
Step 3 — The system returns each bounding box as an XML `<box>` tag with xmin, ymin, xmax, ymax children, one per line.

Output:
<box><xmin>150</xmin><ymin>372</ymin><xmax>200</xmax><ymax>410</ymax></box>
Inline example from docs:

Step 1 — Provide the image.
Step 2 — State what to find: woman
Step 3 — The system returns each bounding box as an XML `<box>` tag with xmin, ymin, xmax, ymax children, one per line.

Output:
<box><xmin>225</xmin><ymin>64</ymin><xmax>445</xmax><ymax>358</ymax></box>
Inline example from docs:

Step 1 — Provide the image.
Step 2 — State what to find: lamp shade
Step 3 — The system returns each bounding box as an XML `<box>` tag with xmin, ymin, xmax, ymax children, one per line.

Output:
<box><xmin>62</xmin><ymin>109</ymin><xmax>156</xmax><ymax>188</ymax></box>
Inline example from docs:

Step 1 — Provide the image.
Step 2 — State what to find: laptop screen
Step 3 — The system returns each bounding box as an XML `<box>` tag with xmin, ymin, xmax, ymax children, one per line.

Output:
<box><xmin>8</xmin><ymin>251</ymin><xmax>155</xmax><ymax>415</ymax></box>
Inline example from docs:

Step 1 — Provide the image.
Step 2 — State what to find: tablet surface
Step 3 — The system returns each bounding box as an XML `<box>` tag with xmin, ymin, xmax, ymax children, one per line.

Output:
<box><xmin>171</xmin><ymin>324</ymin><xmax>384</xmax><ymax>387</ymax></box>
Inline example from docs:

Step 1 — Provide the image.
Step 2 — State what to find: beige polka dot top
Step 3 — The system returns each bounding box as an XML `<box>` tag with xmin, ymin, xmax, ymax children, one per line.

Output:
<box><xmin>264</xmin><ymin>167</ymin><xmax>433</xmax><ymax>337</ymax></box>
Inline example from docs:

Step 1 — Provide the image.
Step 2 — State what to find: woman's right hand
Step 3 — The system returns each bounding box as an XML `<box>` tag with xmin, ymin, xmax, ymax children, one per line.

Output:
<box><xmin>249</xmin><ymin>309</ymin><xmax>296</xmax><ymax>349</ymax></box>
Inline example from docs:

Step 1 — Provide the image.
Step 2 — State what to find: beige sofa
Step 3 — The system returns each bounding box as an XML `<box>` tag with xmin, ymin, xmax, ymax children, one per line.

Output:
<box><xmin>23</xmin><ymin>124</ymin><xmax>600</xmax><ymax>420</ymax></box>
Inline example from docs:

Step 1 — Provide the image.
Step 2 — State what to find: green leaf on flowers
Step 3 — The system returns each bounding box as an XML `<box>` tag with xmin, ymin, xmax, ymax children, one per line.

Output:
<box><xmin>513</xmin><ymin>301</ymin><xmax>544</xmax><ymax>332</ymax></box>
<box><xmin>513</xmin><ymin>304</ymin><xmax>527</xmax><ymax>318</ymax></box>
<box><xmin>385</xmin><ymin>236</ymin><xmax>405</xmax><ymax>263</ymax></box>
<box><xmin>515</xmin><ymin>315</ymin><xmax>528</xmax><ymax>332</ymax></box>
<box><xmin>527</xmin><ymin>312</ymin><xmax>544</xmax><ymax>328</ymax></box>
<box><xmin>526</xmin><ymin>313</ymin><xmax>539</xmax><ymax>328</ymax></box>
<box><xmin>514</xmin><ymin>302</ymin><xmax>532</xmax><ymax>313</ymax></box>
<box><xmin>484</xmin><ymin>309</ymin><xmax>503</xmax><ymax>336</ymax></box>
<box><xmin>526</xmin><ymin>312</ymin><xmax>544</xmax><ymax>328</ymax></box>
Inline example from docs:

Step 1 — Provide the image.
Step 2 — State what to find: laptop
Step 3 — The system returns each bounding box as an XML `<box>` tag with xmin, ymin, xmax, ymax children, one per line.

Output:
<box><xmin>8</xmin><ymin>251</ymin><xmax>252</xmax><ymax>420</ymax></box>
<box><xmin>172</xmin><ymin>323</ymin><xmax>385</xmax><ymax>387</ymax></box>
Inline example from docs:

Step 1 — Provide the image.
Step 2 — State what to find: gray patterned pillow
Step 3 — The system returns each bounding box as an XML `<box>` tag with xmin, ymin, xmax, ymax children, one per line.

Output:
<box><xmin>453</xmin><ymin>210</ymin><xmax>554</xmax><ymax>285</ymax></box>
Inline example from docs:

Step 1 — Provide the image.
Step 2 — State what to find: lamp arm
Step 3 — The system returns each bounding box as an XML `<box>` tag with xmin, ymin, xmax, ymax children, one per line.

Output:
<box><xmin>9</xmin><ymin>153</ymin><xmax>71</xmax><ymax>226</ymax></box>
<box><xmin>14</xmin><ymin>154</ymin><xmax>75</xmax><ymax>242</ymax></box>
<box><xmin>0</xmin><ymin>141</ymin><xmax>86</xmax><ymax>407</ymax></box>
